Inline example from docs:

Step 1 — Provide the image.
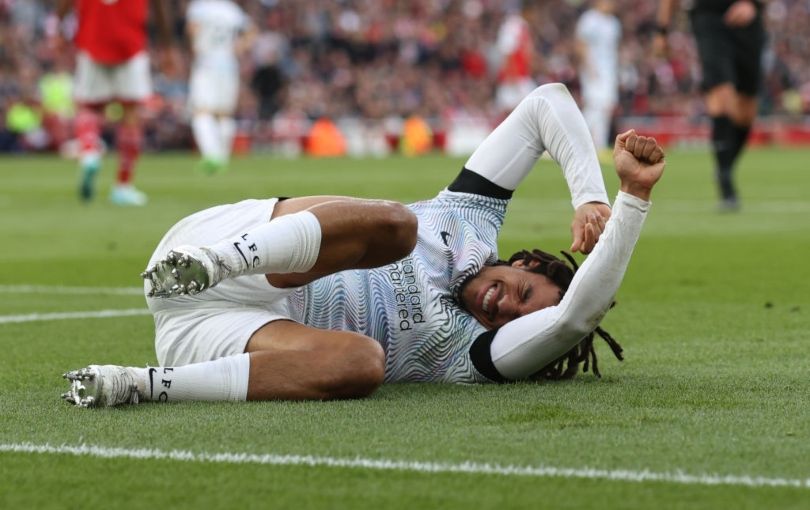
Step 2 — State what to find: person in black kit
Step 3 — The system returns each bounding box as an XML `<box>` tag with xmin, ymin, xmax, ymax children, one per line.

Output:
<box><xmin>655</xmin><ymin>0</ymin><xmax>766</xmax><ymax>210</ymax></box>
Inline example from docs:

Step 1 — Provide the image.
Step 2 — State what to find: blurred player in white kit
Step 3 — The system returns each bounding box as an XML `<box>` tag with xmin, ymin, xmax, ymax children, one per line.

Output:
<box><xmin>187</xmin><ymin>0</ymin><xmax>255</xmax><ymax>174</ymax></box>
<box><xmin>575</xmin><ymin>0</ymin><xmax>621</xmax><ymax>158</ymax></box>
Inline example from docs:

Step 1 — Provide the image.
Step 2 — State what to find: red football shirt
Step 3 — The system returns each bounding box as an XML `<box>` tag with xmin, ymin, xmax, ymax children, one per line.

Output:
<box><xmin>497</xmin><ymin>15</ymin><xmax>532</xmax><ymax>83</ymax></box>
<box><xmin>74</xmin><ymin>0</ymin><xmax>149</xmax><ymax>64</ymax></box>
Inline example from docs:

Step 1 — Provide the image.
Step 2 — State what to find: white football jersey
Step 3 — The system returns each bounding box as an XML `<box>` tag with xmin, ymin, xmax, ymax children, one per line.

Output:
<box><xmin>187</xmin><ymin>0</ymin><xmax>247</xmax><ymax>71</ymax></box>
<box><xmin>287</xmin><ymin>190</ymin><xmax>508</xmax><ymax>384</ymax></box>
<box><xmin>575</xmin><ymin>9</ymin><xmax>621</xmax><ymax>85</ymax></box>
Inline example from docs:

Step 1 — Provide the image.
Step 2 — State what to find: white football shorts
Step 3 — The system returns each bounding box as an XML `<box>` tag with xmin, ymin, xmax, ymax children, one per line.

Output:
<box><xmin>73</xmin><ymin>51</ymin><xmax>152</xmax><ymax>103</ymax></box>
<box><xmin>145</xmin><ymin>198</ymin><xmax>295</xmax><ymax>366</ymax></box>
<box><xmin>189</xmin><ymin>66</ymin><xmax>239</xmax><ymax>114</ymax></box>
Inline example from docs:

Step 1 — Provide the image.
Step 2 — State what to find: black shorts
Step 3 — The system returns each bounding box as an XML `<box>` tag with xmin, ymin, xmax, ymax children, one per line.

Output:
<box><xmin>689</xmin><ymin>9</ymin><xmax>766</xmax><ymax>96</ymax></box>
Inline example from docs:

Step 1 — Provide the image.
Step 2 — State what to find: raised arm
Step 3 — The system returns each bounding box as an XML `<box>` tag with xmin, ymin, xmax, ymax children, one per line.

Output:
<box><xmin>448</xmin><ymin>83</ymin><xmax>611</xmax><ymax>253</ymax></box>
<box><xmin>656</xmin><ymin>0</ymin><xmax>680</xmax><ymax>30</ymax></box>
<box><xmin>472</xmin><ymin>130</ymin><xmax>665</xmax><ymax>381</ymax></box>
<box><xmin>150</xmin><ymin>0</ymin><xmax>178</xmax><ymax>76</ymax></box>
<box><xmin>653</xmin><ymin>0</ymin><xmax>680</xmax><ymax>56</ymax></box>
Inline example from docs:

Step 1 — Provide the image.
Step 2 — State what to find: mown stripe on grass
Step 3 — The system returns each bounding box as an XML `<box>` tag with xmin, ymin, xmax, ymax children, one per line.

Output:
<box><xmin>0</xmin><ymin>285</ymin><xmax>142</xmax><ymax>296</ymax></box>
<box><xmin>0</xmin><ymin>309</ymin><xmax>149</xmax><ymax>324</ymax></box>
<box><xmin>1</xmin><ymin>442</ymin><xmax>808</xmax><ymax>490</ymax></box>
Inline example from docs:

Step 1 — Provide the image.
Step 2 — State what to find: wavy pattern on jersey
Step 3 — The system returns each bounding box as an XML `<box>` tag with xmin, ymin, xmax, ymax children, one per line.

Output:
<box><xmin>288</xmin><ymin>190</ymin><xmax>508</xmax><ymax>384</ymax></box>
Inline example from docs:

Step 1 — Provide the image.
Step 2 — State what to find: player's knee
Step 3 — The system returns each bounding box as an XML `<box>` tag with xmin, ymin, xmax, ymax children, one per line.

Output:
<box><xmin>516</xmin><ymin>83</ymin><xmax>574</xmax><ymax>118</ymax></box>
<box><xmin>327</xmin><ymin>335</ymin><xmax>385</xmax><ymax>399</ymax></box>
<box><xmin>531</xmin><ymin>82</ymin><xmax>571</xmax><ymax>100</ymax></box>
<box><xmin>350</xmin><ymin>339</ymin><xmax>385</xmax><ymax>397</ymax></box>
<box><xmin>377</xmin><ymin>201</ymin><xmax>418</xmax><ymax>258</ymax></box>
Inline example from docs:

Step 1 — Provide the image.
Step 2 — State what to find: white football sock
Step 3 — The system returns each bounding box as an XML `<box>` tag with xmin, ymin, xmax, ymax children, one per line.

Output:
<box><xmin>217</xmin><ymin>117</ymin><xmax>236</xmax><ymax>162</ymax></box>
<box><xmin>192</xmin><ymin>113</ymin><xmax>222</xmax><ymax>161</ymax></box>
<box><xmin>208</xmin><ymin>210</ymin><xmax>322</xmax><ymax>277</ymax></box>
<box><xmin>137</xmin><ymin>352</ymin><xmax>250</xmax><ymax>402</ymax></box>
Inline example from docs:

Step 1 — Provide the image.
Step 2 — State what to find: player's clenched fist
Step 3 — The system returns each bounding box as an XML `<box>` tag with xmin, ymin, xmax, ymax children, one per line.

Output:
<box><xmin>623</xmin><ymin>132</ymin><xmax>665</xmax><ymax>165</ymax></box>
<box><xmin>613</xmin><ymin>129</ymin><xmax>666</xmax><ymax>201</ymax></box>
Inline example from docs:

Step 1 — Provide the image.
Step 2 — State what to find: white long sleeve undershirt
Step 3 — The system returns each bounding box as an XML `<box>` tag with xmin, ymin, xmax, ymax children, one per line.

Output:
<box><xmin>464</xmin><ymin>83</ymin><xmax>609</xmax><ymax>209</ymax></box>
<box><xmin>490</xmin><ymin>191</ymin><xmax>650</xmax><ymax>380</ymax></box>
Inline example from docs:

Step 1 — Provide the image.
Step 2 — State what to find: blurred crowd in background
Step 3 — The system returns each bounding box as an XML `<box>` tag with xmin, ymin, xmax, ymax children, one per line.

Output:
<box><xmin>1</xmin><ymin>0</ymin><xmax>809</xmax><ymax>155</ymax></box>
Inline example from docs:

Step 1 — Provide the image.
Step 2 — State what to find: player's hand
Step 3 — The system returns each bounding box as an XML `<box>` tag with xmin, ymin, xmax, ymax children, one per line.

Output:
<box><xmin>570</xmin><ymin>202</ymin><xmax>612</xmax><ymax>254</ymax></box>
<box><xmin>613</xmin><ymin>129</ymin><xmax>666</xmax><ymax>201</ymax></box>
<box><xmin>724</xmin><ymin>0</ymin><xmax>757</xmax><ymax>27</ymax></box>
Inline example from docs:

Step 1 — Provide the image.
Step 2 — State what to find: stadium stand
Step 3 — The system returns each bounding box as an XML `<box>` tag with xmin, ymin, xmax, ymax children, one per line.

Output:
<box><xmin>1</xmin><ymin>0</ymin><xmax>809</xmax><ymax>155</ymax></box>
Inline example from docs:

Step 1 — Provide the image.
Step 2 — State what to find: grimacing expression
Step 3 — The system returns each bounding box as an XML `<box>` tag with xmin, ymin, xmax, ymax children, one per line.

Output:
<box><xmin>460</xmin><ymin>260</ymin><xmax>562</xmax><ymax>330</ymax></box>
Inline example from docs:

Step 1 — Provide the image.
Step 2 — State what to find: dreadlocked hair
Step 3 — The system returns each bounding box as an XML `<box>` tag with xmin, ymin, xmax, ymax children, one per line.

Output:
<box><xmin>503</xmin><ymin>248</ymin><xmax>624</xmax><ymax>381</ymax></box>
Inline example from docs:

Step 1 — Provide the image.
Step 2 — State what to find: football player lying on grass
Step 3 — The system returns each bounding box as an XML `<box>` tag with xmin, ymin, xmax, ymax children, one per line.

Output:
<box><xmin>62</xmin><ymin>83</ymin><xmax>665</xmax><ymax>407</ymax></box>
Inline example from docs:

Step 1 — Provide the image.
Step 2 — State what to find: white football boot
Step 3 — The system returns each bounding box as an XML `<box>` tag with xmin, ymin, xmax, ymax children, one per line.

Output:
<box><xmin>62</xmin><ymin>365</ymin><xmax>142</xmax><ymax>408</ymax></box>
<box><xmin>141</xmin><ymin>245</ymin><xmax>231</xmax><ymax>298</ymax></box>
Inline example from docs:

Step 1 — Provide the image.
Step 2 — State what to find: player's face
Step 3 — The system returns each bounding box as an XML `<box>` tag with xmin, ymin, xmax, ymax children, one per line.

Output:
<box><xmin>460</xmin><ymin>262</ymin><xmax>562</xmax><ymax>330</ymax></box>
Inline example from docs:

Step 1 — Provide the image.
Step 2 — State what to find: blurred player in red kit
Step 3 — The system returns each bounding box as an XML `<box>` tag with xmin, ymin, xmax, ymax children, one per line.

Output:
<box><xmin>57</xmin><ymin>0</ymin><xmax>175</xmax><ymax>206</ymax></box>
<box><xmin>494</xmin><ymin>7</ymin><xmax>537</xmax><ymax>114</ymax></box>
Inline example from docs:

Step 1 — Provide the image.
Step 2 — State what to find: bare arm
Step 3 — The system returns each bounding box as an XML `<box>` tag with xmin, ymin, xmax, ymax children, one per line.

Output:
<box><xmin>657</xmin><ymin>0</ymin><xmax>680</xmax><ymax>28</ymax></box>
<box><xmin>150</xmin><ymin>0</ymin><xmax>179</xmax><ymax>75</ymax></box>
<box><xmin>573</xmin><ymin>16</ymin><xmax>591</xmax><ymax>77</ymax></box>
<box><xmin>653</xmin><ymin>0</ymin><xmax>680</xmax><ymax>55</ymax></box>
<box><xmin>574</xmin><ymin>38</ymin><xmax>589</xmax><ymax>72</ymax></box>
<box><xmin>724</xmin><ymin>1</ymin><xmax>758</xmax><ymax>27</ymax></box>
<box><xmin>186</xmin><ymin>21</ymin><xmax>199</xmax><ymax>57</ymax></box>
<box><xmin>150</xmin><ymin>0</ymin><xmax>173</xmax><ymax>49</ymax></box>
<box><xmin>235</xmin><ymin>22</ymin><xmax>259</xmax><ymax>58</ymax></box>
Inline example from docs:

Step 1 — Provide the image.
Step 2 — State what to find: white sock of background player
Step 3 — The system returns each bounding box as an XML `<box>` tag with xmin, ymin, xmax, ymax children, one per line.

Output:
<box><xmin>217</xmin><ymin>116</ymin><xmax>237</xmax><ymax>163</ymax></box>
<box><xmin>192</xmin><ymin>112</ymin><xmax>223</xmax><ymax>162</ymax></box>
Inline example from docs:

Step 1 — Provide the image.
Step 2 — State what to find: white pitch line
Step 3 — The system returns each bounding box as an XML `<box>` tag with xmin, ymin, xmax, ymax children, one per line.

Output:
<box><xmin>1</xmin><ymin>442</ymin><xmax>807</xmax><ymax>490</ymax></box>
<box><xmin>0</xmin><ymin>284</ymin><xmax>143</xmax><ymax>296</ymax></box>
<box><xmin>0</xmin><ymin>308</ymin><xmax>150</xmax><ymax>324</ymax></box>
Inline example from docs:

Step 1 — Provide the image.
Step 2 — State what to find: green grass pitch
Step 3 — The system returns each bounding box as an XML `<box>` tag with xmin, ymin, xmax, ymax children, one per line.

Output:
<box><xmin>0</xmin><ymin>147</ymin><xmax>808</xmax><ymax>509</ymax></box>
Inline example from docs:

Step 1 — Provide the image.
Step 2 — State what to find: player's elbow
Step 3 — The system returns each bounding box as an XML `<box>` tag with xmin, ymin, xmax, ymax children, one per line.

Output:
<box><xmin>378</xmin><ymin>201</ymin><xmax>418</xmax><ymax>259</ymax></box>
<box><xmin>557</xmin><ymin>311</ymin><xmax>602</xmax><ymax>341</ymax></box>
